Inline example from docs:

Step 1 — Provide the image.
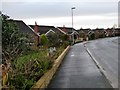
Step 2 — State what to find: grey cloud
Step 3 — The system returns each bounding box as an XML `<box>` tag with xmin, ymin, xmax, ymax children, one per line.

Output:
<box><xmin>2</xmin><ymin>2</ymin><xmax>118</xmax><ymax>19</ymax></box>
<box><xmin>74</xmin><ymin>2</ymin><xmax>117</xmax><ymax>16</ymax></box>
<box><xmin>2</xmin><ymin>2</ymin><xmax>72</xmax><ymax>19</ymax></box>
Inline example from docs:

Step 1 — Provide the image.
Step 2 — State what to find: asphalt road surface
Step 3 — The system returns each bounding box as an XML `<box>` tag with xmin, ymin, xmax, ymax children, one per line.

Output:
<box><xmin>48</xmin><ymin>41</ymin><xmax>112</xmax><ymax>88</ymax></box>
<box><xmin>85</xmin><ymin>37</ymin><xmax>119</xmax><ymax>88</ymax></box>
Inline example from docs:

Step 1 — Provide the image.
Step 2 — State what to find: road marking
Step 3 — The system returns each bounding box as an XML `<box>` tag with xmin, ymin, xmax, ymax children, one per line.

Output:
<box><xmin>71</xmin><ymin>54</ymin><xmax>75</xmax><ymax>57</ymax></box>
<box><xmin>85</xmin><ymin>46</ymin><xmax>115</xmax><ymax>88</ymax></box>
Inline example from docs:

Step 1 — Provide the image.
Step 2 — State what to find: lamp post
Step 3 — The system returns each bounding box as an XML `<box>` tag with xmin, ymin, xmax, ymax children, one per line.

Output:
<box><xmin>71</xmin><ymin>7</ymin><xmax>75</xmax><ymax>45</ymax></box>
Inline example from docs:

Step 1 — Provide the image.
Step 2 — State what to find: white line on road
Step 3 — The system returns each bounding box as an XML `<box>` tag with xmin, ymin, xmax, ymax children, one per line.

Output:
<box><xmin>85</xmin><ymin>46</ymin><xmax>116</xmax><ymax>88</ymax></box>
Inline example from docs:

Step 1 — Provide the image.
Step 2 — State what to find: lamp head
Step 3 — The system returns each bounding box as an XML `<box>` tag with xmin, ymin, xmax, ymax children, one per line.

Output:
<box><xmin>71</xmin><ymin>7</ymin><xmax>75</xmax><ymax>9</ymax></box>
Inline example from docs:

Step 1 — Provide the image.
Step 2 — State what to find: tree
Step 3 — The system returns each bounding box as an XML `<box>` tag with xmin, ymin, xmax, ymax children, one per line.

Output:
<box><xmin>61</xmin><ymin>34</ymin><xmax>69</xmax><ymax>41</ymax></box>
<box><xmin>2</xmin><ymin>13</ymin><xmax>31</xmax><ymax>87</ymax></box>
<box><xmin>46</xmin><ymin>32</ymin><xmax>59</xmax><ymax>47</ymax></box>
<box><xmin>40</xmin><ymin>34</ymin><xmax>49</xmax><ymax>46</ymax></box>
<box><xmin>89</xmin><ymin>33</ymin><xmax>95</xmax><ymax>40</ymax></box>
<box><xmin>2</xmin><ymin>14</ymin><xmax>30</xmax><ymax>63</ymax></box>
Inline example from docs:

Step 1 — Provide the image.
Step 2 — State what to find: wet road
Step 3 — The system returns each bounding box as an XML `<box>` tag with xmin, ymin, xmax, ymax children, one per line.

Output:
<box><xmin>85</xmin><ymin>37</ymin><xmax>119</xmax><ymax>88</ymax></box>
<box><xmin>48</xmin><ymin>42</ymin><xmax>112</xmax><ymax>88</ymax></box>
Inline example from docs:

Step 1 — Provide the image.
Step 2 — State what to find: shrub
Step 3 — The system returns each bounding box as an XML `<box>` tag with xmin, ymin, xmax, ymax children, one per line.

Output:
<box><xmin>89</xmin><ymin>33</ymin><xmax>95</xmax><ymax>40</ymax></box>
<box><xmin>8</xmin><ymin>51</ymin><xmax>52</xmax><ymax>90</ymax></box>
<box><xmin>61</xmin><ymin>41</ymin><xmax>69</xmax><ymax>49</ymax></box>
<box><xmin>99</xmin><ymin>33</ymin><xmax>105</xmax><ymax>38</ymax></box>
<box><xmin>2</xmin><ymin>14</ymin><xmax>31</xmax><ymax>64</ymax></box>
<box><xmin>40</xmin><ymin>34</ymin><xmax>49</xmax><ymax>46</ymax></box>
<box><xmin>46</xmin><ymin>33</ymin><xmax>59</xmax><ymax>47</ymax></box>
<box><xmin>61</xmin><ymin>34</ymin><xmax>69</xmax><ymax>41</ymax></box>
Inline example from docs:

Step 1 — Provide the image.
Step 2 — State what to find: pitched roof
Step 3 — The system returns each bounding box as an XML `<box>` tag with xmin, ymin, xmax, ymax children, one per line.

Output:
<box><xmin>77</xmin><ymin>28</ymin><xmax>91</xmax><ymax>33</ymax></box>
<box><xmin>29</xmin><ymin>25</ymin><xmax>63</xmax><ymax>35</ymax></box>
<box><xmin>92</xmin><ymin>28</ymin><xmax>105</xmax><ymax>33</ymax></box>
<box><xmin>8</xmin><ymin>20</ymin><xmax>38</xmax><ymax>36</ymax></box>
<box><xmin>115</xmin><ymin>28</ymin><xmax>120</xmax><ymax>30</ymax></box>
<box><xmin>95</xmin><ymin>28</ymin><xmax>104</xmax><ymax>30</ymax></box>
<box><xmin>105</xmin><ymin>28</ymin><xmax>120</xmax><ymax>31</ymax></box>
<box><xmin>57</xmin><ymin>27</ymin><xmax>76</xmax><ymax>34</ymax></box>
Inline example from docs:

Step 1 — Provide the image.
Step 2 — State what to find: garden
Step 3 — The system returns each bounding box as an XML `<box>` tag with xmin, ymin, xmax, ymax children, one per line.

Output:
<box><xmin>1</xmin><ymin>14</ymin><xmax>69</xmax><ymax>90</ymax></box>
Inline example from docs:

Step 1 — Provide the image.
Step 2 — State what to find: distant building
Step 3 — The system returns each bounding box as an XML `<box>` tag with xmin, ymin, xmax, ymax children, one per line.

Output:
<box><xmin>104</xmin><ymin>28</ymin><xmax>115</xmax><ymax>37</ymax></box>
<box><xmin>114</xmin><ymin>28</ymin><xmax>120</xmax><ymax>36</ymax></box>
<box><xmin>57</xmin><ymin>26</ymin><xmax>79</xmax><ymax>41</ymax></box>
<box><xmin>29</xmin><ymin>25</ymin><xmax>63</xmax><ymax>36</ymax></box>
<box><xmin>76</xmin><ymin>28</ymin><xmax>91</xmax><ymax>40</ymax></box>
<box><xmin>8</xmin><ymin>20</ymin><xmax>39</xmax><ymax>45</ymax></box>
<box><xmin>92</xmin><ymin>28</ymin><xmax>105</xmax><ymax>38</ymax></box>
<box><xmin>9</xmin><ymin>20</ymin><xmax>39</xmax><ymax>36</ymax></box>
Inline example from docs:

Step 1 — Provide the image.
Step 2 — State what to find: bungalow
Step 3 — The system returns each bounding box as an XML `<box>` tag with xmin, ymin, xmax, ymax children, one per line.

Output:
<box><xmin>8</xmin><ymin>20</ymin><xmax>39</xmax><ymax>36</ymax></box>
<box><xmin>8</xmin><ymin>20</ymin><xmax>39</xmax><ymax>45</ymax></box>
<box><xmin>57</xmin><ymin>26</ymin><xmax>79</xmax><ymax>42</ymax></box>
<box><xmin>29</xmin><ymin>25</ymin><xmax>63</xmax><ymax>36</ymax></box>
<box><xmin>29</xmin><ymin>25</ymin><xmax>65</xmax><ymax>46</ymax></box>
<box><xmin>92</xmin><ymin>28</ymin><xmax>105</xmax><ymax>38</ymax></box>
<box><xmin>114</xmin><ymin>28</ymin><xmax>120</xmax><ymax>36</ymax></box>
<box><xmin>29</xmin><ymin>25</ymin><xmax>79</xmax><ymax>42</ymax></box>
<box><xmin>80</xmin><ymin>28</ymin><xmax>91</xmax><ymax>34</ymax></box>
<box><xmin>104</xmin><ymin>28</ymin><xmax>115</xmax><ymax>37</ymax></box>
<box><xmin>76</xmin><ymin>28</ymin><xmax>91</xmax><ymax>41</ymax></box>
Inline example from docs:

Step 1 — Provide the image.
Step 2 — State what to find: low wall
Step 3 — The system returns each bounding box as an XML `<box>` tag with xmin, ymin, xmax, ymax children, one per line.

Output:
<box><xmin>31</xmin><ymin>46</ymin><xmax>70</xmax><ymax>89</ymax></box>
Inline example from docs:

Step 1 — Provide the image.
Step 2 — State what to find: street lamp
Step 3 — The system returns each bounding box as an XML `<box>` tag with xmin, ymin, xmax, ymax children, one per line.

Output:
<box><xmin>71</xmin><ymin>7</ymin><xmax>75</xmax><ymax>45</ymax></box>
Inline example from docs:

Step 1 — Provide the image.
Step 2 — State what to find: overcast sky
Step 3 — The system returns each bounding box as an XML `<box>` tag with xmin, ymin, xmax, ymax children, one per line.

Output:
<box><xmin>1</xmin><ymin>0</ymin><xmax>119</xmax><ymax>29</ymax></box>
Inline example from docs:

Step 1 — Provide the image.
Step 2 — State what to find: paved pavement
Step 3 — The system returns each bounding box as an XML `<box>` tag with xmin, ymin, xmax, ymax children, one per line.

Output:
<box><xmin>85</xmin><ymin>37</ymin><xmax>119</xmax><ymax>88</ymax></box>
<box><xmin>48</xmin><ymin>42</ymin><xmax>112</xmax><ymax>88</ymax></box>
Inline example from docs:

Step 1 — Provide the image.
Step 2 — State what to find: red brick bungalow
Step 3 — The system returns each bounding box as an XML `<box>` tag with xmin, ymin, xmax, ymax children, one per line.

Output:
<box><xmin>105</xmin><ymin>28</ymin><xmax>115</xmax><ymax>37</ymax></box>
<box><xmin>57</xmin><ymin>26</ymin><xmax>79</xmax><ymax>42</ymax></box>
<box><xmin>76</xmin><ymin>28</ymin><xmax>91</xmax><ymax>40</ymax></box>
<box><xmin>114</xmin><ymin>28</ymin><xmax>120</xmax><ymax>36</ymax></box>
<box><xmin>8</xmin><ymin>20</ymin><xmax>40</xmax><ymax>46</ymax></box>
